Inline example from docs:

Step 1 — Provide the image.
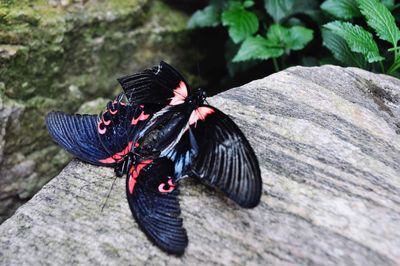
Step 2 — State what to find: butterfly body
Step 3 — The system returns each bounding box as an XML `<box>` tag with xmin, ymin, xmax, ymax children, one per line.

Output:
<box><xmin>46</xmin><ymin>61</ymin><xmax>261</xmax><ymax>256</ymax></box>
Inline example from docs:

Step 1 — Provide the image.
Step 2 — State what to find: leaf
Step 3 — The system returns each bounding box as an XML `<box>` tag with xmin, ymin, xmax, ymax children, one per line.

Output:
<box><xmin>381</xmin><ymin>0</ymin><xmax>395</xmax><ymax>10</ymax></box>
<box><xmin>266</xmin><ymin>24</ymin><xmax>290</xmax><ymax>44</ymax></box>
<box><xmin>264</xmin><ymin>0</ymin><xmax>319</xmax><ymax>22</ymax></box>
<box><xmin>322</xmin><ymin>29</ymin><xmax>368</xmax><ymax>68</ymax></box>
<box><xmin>324</xmin><ymin>21</ymin><xmax>384</xmax><ymax>62</ymax></box>
<box><xmin>187</xmin><ymin>5</ymin><xmax>220</xmax><ymax>28</ymax></box>
<box><xmin>356</xmin><ymin>0</ymin><xmax>400</xmax><ymax>46</ymax></box>
<box><xmin>222</xmin><ymin>4</ymin><xmax>259</xmax><ymax>43</ymax></box>
<box><xmin>233</xmin><ymin>35</ymin><xmax>284</xmax><ymax>62</ymax></box>
<box><xmin>243</xmin><ymin>0</ymin><xmax>255</xmax><ymax>8</ymax></box>
<box><xmin>320</xmin><ymin>0</ymin><xmax>360</xmax><ymax>19</ymax></box>
<box><xmin>287</xmin><ymin>26</ymin><xmax>314</xmax><ymax>50</ymax></box>
<box><xmin>266</xmin><ymin>24</ymin><xmax>313</xmax><ymax>51</ymax></box>
<box><xmin>264</xmin><ymin>0</ymin><xmax>293</xmax><ymax>22</ymax></box>
<box><xmin>225</xmin><ymin>40</ymin><xmax>259</xmax><ymax>76</ymax></box>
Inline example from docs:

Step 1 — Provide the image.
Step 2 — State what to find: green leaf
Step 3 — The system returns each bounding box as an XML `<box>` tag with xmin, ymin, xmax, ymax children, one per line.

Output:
<box><xmin>264</xmin><ymin>0</ymin><xmax>319</xmax><ymax>22</ymax></box>
<box><xmin>225</xmin><ymin>40</ymin><xmax>259</xmax><ymax>76</ymax></box>
<box><xmin>356</xmin><ymin>0</ymin><xmax>400</xmax><ymax>46</ymax></box>
<box><xmin>187</xmin><ymin>5</ymin><xmax>220</xmax><ymax>28</ymax></box>
<box><xmin>322</xmin><ymin>29</ymin><xmax>368</xmax><ymax>68</ymax></box>
<box><xmin>222</xmin><ymin>4</ymin><xmax>259</xmax><ymax>43</ymax></box>
<box><xmin>266</xmin><ymin>24</ymin><xmax>290</xmax><ymax>44</ymax></box>
<box><xmin>381</xmin><ymin>0</ymin><xmax>395</xmax><ymax>10</ymax></box>
<box><xmin>324</xmin><ymin>21</ymin><xmax>384</xmax><ymax>62</ymax></box>
<box><xmin>233</xmin><ymin>35</ymin><xmax>284</xmax><ymax>62</ymax></box>
<box><xmin>266</xmin><ymin>24</ymin><xmax>313</xmax><ymax>51</ymax></box>
<box><xmin>264</xmin><ymin>0</ymin><xmax>293</xmax><ymax>22</ymax></box>
<box><xmin>321</xmin><ymin>0</ymin><xmax>360</xmax><ymax>19</ymax></box>
<box><xmin>287</xmin><ymin>26</ymin><xmax>314</xmax><ymax>50</ymax></box>
<box><xmin>243</xmin><ymin>0</ymin><xmax>255</xmax><ymax>8</ymax></box>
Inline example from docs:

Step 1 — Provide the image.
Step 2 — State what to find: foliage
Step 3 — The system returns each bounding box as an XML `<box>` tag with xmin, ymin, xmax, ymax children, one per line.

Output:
<box><xmin>188</xmin><ymin>0</ymin><xmax>316</xmax><ymax>73</ymax></box>
<box><xmin>188</xmin><ymin>0</ymin><xmax>400</xmax><ymax>77</ymax></box>
<box><xmin>322</xmin><ymin>0</ymin><xmax>400</xmax><ymax>74</ymax></box>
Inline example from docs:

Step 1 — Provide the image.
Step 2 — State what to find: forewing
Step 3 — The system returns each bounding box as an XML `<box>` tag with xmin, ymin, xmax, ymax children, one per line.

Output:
<box><xmin>46</xmin><ymin>112</ymin><xmax>110</xmax><ymax>166</ymax></box>
<box><xmin>188</xmin><ymin>106</ymin><xmax>262</xmax><ymax>208</ymax></box>
<box><xmin>118</xmin><ymin>61</ymin><xmax>189</xmax><ymax>106</ymax></box>
<box><xmin>97</xmin><ymin>95</ymin><xmax>151</xmax><ymax>164</ymax></box>
<box><xmin>126</xmin><ymin>158</ymin><xmax>187</xmax><ymax>255</ymax></box>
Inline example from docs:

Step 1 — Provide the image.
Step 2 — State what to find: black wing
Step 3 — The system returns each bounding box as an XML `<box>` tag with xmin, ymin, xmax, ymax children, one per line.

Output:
<box><xmin>46</xmin><ymin>112</ymin><xmax>111</xmax><ymax>166</ymax></box>
<box><xmin>178</xmin><ymin>106</ymin><xmax>262</xmax><ymax>208</ymax></box>
<box><xmin>118</xmin><ymin>61</ymin><xmax>189</xmax><ymax>106</ymax></box>
<box><xmin>46</xmin><ymin>94</ymin><xmax>153</xmax><ymax>166</ymax></box>
<box><xmin>126</xmin><ymin>157</ymin><xmax>187</xmax><ymax>255</ymax></box>
<box><xmin>96</xmin><ymin>95</ymin><xmax>151</xmax><ymax>164</ymax></box>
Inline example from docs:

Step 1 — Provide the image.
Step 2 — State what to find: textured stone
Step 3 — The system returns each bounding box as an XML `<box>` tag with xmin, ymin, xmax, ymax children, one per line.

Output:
<box><xmin>0</xmin><ymin>0</ymin><xmax>205</xmax><ymax>222</ymax></box>
<box><xmin>0</xmin><ymin>65</ymin><xmax>399</xmax><ymax>265</ymax></box>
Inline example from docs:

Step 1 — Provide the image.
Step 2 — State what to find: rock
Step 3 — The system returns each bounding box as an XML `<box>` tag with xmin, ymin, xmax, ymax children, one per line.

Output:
<box><xmin>0</xmin><ymin>65</ymin><xmax>399</xmax><ymax>265</ymax></box>
<box><xmin>0</xmin><ymin>0</ymin><xmax>211</xmax><ymax>222</ymax></box>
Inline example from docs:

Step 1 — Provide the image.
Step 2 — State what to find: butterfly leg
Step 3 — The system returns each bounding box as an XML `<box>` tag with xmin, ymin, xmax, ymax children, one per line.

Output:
<box><xmin>115</xmin><ymin>153</ymin><xmax>134</xmax><ymax>177</ymax></box>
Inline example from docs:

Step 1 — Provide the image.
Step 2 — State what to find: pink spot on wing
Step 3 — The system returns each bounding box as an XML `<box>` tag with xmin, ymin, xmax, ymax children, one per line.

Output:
<box><xmin>113</xmin><ymin>100</ymin><xmax>126</xmax><ymax>106</ymax></box>
<box><xmin>98</xmin><ymin>141</ymin><xmax>137</xmax><ymax>164</ymax></box>
<box><xmin>189</xmin><ymin>107</ymin><xmax>215</xmax><ymax>126</ymax></box>
<box><xmin>97</xmin><ymin>120</ymin><xmax>106</xmax><ymax>134</ymax></box>
<box><xmin>131</xmin><ymin>111</ymin><xmax>150</xmax><ymax>125</ymax></box>
<box><xmin>109</xmin><ymin>109</ymin><xmax>118</xmax><ymax>115</ymax></box>
<box><xmin>169</xmin><ymin>81</ymin><xmax>188</xmax><ymax>105</ymax></box>
<box><xmin>103</xmin><ymin>118</ymin><xmax>111</xmax><ymax>126</ymax></box>
<box><xmin>128</xmin><ymin>159</ymin><xmax>153</xmax><ymax>194</ymax></box>
<box><xmin>158</xmin><ymin>178</ymin><xmax>175</xmax><ymax>193</ymax></box>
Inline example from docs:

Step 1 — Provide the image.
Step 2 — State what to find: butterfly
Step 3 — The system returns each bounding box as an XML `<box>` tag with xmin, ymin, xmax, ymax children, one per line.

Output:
<box><xmin>46</xmin><ymin>94</ymin><xmax>188</xmax><ymax>255</ymax></box>
<box><xmin>119</xmin><ymin>61</ymin><xmax>262</xmax><ymax>208</ymax></box>
<box><xmin>45</xmin><ymin>61</ymin><xmax>262</xmax><ymax>256</ymax></box>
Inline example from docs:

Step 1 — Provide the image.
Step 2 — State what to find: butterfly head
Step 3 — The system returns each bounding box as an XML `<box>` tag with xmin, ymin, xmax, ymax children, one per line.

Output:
<box><xmin>188</xmin><ymin>88</ymin><xmax>206</xmax><ymax>107</ymax></box>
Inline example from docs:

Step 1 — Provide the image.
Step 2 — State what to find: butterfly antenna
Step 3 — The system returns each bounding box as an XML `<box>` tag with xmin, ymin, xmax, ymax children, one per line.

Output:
<box><xmin>101</xmin><ymin>175</ymin><xmax>118</xmax><ymax>212</ymax></box>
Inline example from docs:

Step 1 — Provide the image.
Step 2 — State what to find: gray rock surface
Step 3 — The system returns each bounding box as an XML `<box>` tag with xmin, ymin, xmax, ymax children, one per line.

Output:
<box><xmin>1</xmin><ymin>65</ymin><xmax>399</xmax><ymax>265</ymax></box>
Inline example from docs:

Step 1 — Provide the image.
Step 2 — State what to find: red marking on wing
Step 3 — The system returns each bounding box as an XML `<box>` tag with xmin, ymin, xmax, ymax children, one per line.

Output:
<box><xmin>97</xmin><ymin>120</ymin><xmax>106</xmax><ymax>134</ymax></box>
<box><xmin>113</xmin><ymin>100</ymin><xmax>126</xmax><ymax>106</ymax></box>
<box><xmin>128</xmin><ymin>159</ymin><xmax>153</xmax><ymax>194</ymax></box>
<box><xmin>98</xmin><ymin>141</ymin><xmax>136</xmax><ymax>164</ymax></box>
<box><xmin>109</xmin><ymin>109</ymin><xmax>118</xmax><ymax>115</ymax></box>
<box><xmin>158</xmin><ymin>178</ymin><xmax>175</xmax><ymax>193</ymax></box>
<box><xmin>131</xmin><ymin>111</ymin><xmax>150</xmax><ymax>125</ymax></box>
<box><xmin>103</xmin><ymin>118</ymin><xmax>111</xmax><ymax>126</ymax></box>
<box><xmin>169</xmin><ymin>81</ymin><xmax>188</xmax><ymax>105</ymax></box>
<box><xmin>189</xmin><ymin>107</ymin><xmax>215</xmax><ymax>126</ymax></box>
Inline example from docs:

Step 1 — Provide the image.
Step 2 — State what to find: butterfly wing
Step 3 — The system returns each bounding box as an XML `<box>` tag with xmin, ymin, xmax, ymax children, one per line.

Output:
<box><xmin>118</xmin><ymin>61</ymin><xmax>189</xmax><ymax>106</ymax></box>
<box><xmin>174</xmin><ymin>106</ymin><xmax>262</xmax><ymax>208</ymax></box>
<box><xmin>126</xmin><ymin>157</ymin><xmax>187</xmax><ymax>255</ymax></box>
<box><xmin>46</xmin><ymin>112</ymin><xmax>111</xmax><ymax>166</ymax></box>
<box><xmin>95</xmin><ymin>94</ymin><xmax>152</xmax><ymax>164</ymax></box>
<box><xmin>46</xmin><ymin>94</ymin><xmax>153</xmax><ymax>166</ymax></box>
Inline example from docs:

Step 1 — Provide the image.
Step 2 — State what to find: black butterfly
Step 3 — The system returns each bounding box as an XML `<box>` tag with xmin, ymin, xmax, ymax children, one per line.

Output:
<box><xmin>46</xmin><ymin>61</ymin><xmax>261</xmax><ymax>255</ymax></box>
<box><xmin>119</xmin><ymin>61</ymin><xmax>262</xmax><ymax>208</ymax></box>
<box><xmin>46</xmin><ymin>94</ymin><xmax>188</xmax><ymax>255</ymax></box>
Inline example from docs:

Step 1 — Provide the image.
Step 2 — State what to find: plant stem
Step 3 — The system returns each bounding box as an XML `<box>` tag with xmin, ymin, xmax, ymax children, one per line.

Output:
<box><xmin>387</xmin><ymin>60</ymin><xmax>400</xmax><ymax>75</ymax></box>
<box><xmin>388</xmin><ymin>44</ymin><xmax>400</xmax><ymax>75</ymax></box>
<box><xmin>272</xmin><ymin>57</ymin><xmax>280</xmax><ymax>72</ymax></box>
<box><xmin>379</xmin><ymin>61</ymin><xmax>385</xmax><ymax>73</ymax></box>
